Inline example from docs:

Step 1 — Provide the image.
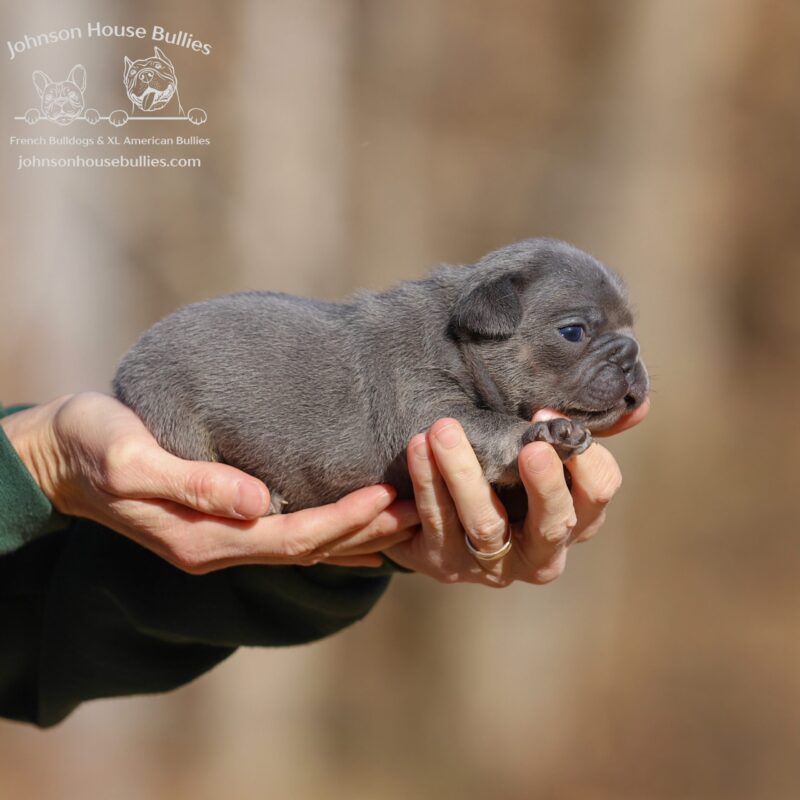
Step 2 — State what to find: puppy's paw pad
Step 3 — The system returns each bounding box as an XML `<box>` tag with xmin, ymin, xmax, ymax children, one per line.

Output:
<box><xmin>186</xmin><ymin>107</ymin><xmax>207</xmax><ymax>125</ymax></box>
<box><xmin>524</xmin><ymin>419</ymin><xmax>592</xmax><ymax>462</ymax></box>
<box><xmin>24</xmin><ymin>109</ymin><xmax>41</xmax><ymax>125</ymax></box>
<box><xmin>109</xmin><ymin>110</ymin><xmax>128</xmax><ymax>127</ymax></box>
<box><xmin>84</xmin><ymin>108</ymin><xmax>100</xmax><ymax>124</ymax></box>
<box><xmin>267</xmin><ymin>491</ymin><xmax>289</xmax><ymax>515</ymax></box>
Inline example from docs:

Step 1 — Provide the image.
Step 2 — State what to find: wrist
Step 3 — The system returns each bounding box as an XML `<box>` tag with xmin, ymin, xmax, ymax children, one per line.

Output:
<box><xmin>0</xmin><ymin>395</ymin><xmax>74</xmax><ymax>511</ymax></box>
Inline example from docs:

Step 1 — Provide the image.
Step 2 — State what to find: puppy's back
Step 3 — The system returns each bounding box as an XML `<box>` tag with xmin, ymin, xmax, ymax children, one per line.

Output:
<box><xmin>113</xmin><ymin>291</ymin><xmax>367</xmax><ymax>486</ymax></box>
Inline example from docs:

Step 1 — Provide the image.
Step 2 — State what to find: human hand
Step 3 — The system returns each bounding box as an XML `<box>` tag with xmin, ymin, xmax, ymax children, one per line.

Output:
<box><xmin>1</xmin><ymin>393</ymin><xmax>418</xmax><ymax>573</ymax></box>
<box><xmin>384</xmin><ymin>401</ymin><xmax>649</xmax><ymax>586</ymax></box>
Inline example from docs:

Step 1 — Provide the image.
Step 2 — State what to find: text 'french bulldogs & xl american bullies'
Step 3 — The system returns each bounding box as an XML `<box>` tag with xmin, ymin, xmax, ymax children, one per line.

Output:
<box><xmin>113</xmin><ymin>239</ymin><xmax>649</xmax><ymax>515</ymax></box>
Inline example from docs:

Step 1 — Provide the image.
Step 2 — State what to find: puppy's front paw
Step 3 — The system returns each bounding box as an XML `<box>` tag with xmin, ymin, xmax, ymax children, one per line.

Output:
<box><xmin>186</xmin><ymin>107</ymin><xmax>207</xmax><ymax>125</ymax></box>
<box><xmin>524</xmin><ymin>418</ymin><xmax>592</xmax><ymax>462</ymax></box>
<box><xmin>109</xmin><ymin>109</ymin><xmax>128</xmax><ymax>127</ymax></box>
<box><xmin>24</xmin><ymin>108</ymin><xmax>41</xmax><ymax>125</ymax></box>
<box><xmin>84</xmin><ymin>108</ymin><xmax>100</xmax><ymax>124</ymax></box>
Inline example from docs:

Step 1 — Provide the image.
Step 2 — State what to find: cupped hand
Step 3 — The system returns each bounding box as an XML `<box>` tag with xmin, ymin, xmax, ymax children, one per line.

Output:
<box><xmin>1</xmin><ymin>393</ymin><xmax>418</xmax><ymax>573</ymax></box>
<box><xmin>385</xmin><ymin>403</ymin><xmax>648</xmax><ymax>586</ymax></box>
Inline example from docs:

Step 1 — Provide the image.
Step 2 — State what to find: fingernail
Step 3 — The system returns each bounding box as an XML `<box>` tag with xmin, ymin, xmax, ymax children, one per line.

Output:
<box><xmin>526</xmin><ymin>446</ymin><xmax>554</xmax><ymax>474</ymax></box>
<box><xmin>234</xmin><ymin>481</ymin><xmax>268</xmax><ymax>518</ymax></box>
<box><xmin>434</xmin><ymin>423</ymin><xmax>461</xmax><ymax>449</ymax></box>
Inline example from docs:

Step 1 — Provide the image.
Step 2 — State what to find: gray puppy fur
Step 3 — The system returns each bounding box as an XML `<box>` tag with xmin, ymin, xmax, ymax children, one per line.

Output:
<box><xmin>113</xmin><ymin>239</ymin><xmax>648</xmax><ymax>515</ymax></box>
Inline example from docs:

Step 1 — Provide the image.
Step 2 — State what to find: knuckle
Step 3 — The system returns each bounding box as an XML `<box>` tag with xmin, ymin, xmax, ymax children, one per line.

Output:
<box><xmin>183</xmin><ymin>469</ymin><xmax>217</xmax><ymax>510</ymax></box>
<box><xmin>419</xmin><ymin>503</ymin><xmax>457</xmax><ymax>536</ymax></box>
<box><xmin>532</xmin><ymin>562</ymin><xmax>565</xmax><ymax>585</ymax></box>
<box><xmin>283</xmin><ymin>533</ymin><xmax>318</xmax><ymax>560</ymax></box>
<box><xmin>434</xmin><ymin>570</ymin><xmax>462</xmax><ymax>585</ymax></box>
<box><xmin>451</xmin><ymin>463</ymin><xmax>483</xmax><ymax>484</ymax></box>
<box><xmin>593</xmin><ymin>472</ymin><xmax>622</xmax><ymax>507</ymax></box>
<box><xmin>539</xmin><ymin>514</ymin><xmax>577</xmax><ymax>544</ymax></box>
<box><xmin>103</xmin><ymin>435</ymin><xmax>144</xmax><ymax>487</ymax></box>
<box><xmin>167</xmin><ymin>543</ymin><xmax>209</xmax><ymax>575</ymax></box>
<box><xmin>466</xmin><ymin>516</ymin><xmax>508</xmax><ymax>546</ymax></box>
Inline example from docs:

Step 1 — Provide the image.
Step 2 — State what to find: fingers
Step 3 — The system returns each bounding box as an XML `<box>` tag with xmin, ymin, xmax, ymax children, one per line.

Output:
<box><xmin>565</xmin><ymin>443</ymin><xmax>622</xmax><ymax>543</ymax></box>
<box><xmin>259</xmin><ymin>485</ymin><xmax>399</xmax><ymax>558</ymax></box>
<box><xmin>530</xmin><ymin>407</ymin><xmax>624</xmax><ymax>544</ymax></box>
<box><xmin>407</xmin><ymin>432</ymin><xmax>460</xmax><ymax>542</ymax></box>
<box><xmin>428</xmin><ymin>419</ymin><xmax>508</xmax><ymax>555</ymax></box>
<box><xmin>514</xmin><ymin>442</ymin><xmax>576</xmax><ymax>583</ymax></box>
<box><xmin>322</xmin><ymin>501</ymin><xmax>419</xmax><ymax>556</ymax></box>
<box><xmin>103</xmin><ymin>438</ymin><xmax>272</xmax><ymax>520</ymax></box>
<box><xmin>102</xmin><ymin>483</ymin><xmax>406</xmax><ymax>573</ymax></box>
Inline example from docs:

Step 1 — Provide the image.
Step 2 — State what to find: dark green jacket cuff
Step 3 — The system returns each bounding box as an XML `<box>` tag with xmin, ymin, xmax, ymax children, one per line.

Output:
<box><xmin>0</xmin><ymin>403</ymin><xmax>71</xmax><ymax>556</ymax></box>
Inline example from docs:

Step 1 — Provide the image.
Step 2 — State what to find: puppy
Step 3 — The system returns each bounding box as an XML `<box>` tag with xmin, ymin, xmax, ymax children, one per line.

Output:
<box><xmin>24</xmin><ymin>65</ymin><xmax>99</xmax><ymax>126</ymax></box>
<box><xmin>116</xmin><ymin>47</ymin><xmax>206</xmax><ymax>125</ymax></box>
<box><xmin>113</xmin><ymin>239</ymin><xmax>648</xmax><ymax>514</ymax></box>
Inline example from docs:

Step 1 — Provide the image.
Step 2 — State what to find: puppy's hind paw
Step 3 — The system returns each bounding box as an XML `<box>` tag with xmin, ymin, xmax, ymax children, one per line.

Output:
<box><xmin>524</xmin><ymin>418</ymin><xmax>592</xmax><ymax>462</ymax></box>
<box><xmin>267</xmin><ymin>490</ymin><xmax>289</xmax><ymax>515</ymax></box>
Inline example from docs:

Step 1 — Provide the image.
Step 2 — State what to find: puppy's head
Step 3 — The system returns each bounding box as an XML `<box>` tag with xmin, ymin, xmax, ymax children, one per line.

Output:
<box><xmin>124</xmin><ymin>47</ymin><xmax>178</xmax><ymax>112</ymax></box>
<box><xmin>33</xmin><ymin>65</ymin><xmax>86</xmax><ymax>125</ymax></box>
<box><xmin>448</xmin><ymin>239</ymin><xmax>649</xmax><ymax>431</ymax></box>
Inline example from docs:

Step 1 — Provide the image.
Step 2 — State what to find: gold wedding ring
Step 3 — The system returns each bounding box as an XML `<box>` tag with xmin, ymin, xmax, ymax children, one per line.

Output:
<box><xmin>464</xmin><ymin>529</ymin><xmax>513</xmax><ymax>562</ymax></box>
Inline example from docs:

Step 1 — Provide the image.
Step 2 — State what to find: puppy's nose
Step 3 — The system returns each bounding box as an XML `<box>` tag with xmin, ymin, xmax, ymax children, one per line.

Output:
<box><xmin>609</xmin><ymin>336</ymin><xmax>640</xmax><ymax>376</ymax></box>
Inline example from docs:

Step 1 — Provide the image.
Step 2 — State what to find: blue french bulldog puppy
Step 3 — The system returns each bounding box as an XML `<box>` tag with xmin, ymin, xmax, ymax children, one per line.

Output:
<box><xmin>113</xmin><ymin>239</ymin><xmax>649</xmax><ymax>515</ymax></box>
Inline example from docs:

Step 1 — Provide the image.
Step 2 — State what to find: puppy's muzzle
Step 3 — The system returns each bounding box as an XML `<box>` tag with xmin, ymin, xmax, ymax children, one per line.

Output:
<box><xmin>606</xmin><ymin>335</ymin><xmax>640</xmax><ymax>379</ymax></box>
<box><xmin>585</xmin><ymin>334</ymin><xmax>648</xmax><ymax>413</ymax></box>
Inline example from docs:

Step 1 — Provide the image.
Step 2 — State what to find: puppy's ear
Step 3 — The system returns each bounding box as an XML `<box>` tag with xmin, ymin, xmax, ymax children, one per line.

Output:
<box><xmin>124</xmin><ymin>56</ymin><xmax>133</xmax><ymax>76</ymax></box>
<box><xmin>32</xmin><ymin>71</ymin><xmax>52</xmax><ymax>97</ymax></box>
<box><xmin>449</xmin><ymin>274</ymin><xmax>523</xmax><ymax>340</ymax></box>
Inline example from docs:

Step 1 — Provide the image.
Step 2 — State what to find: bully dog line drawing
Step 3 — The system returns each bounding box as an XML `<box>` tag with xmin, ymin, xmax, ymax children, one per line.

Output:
<box><xmin>109</xmin><ymin>47</ymin><xmax>207</xmax><ymax>126</ymax></box>
<box><xmin>23</xmin><ymin>64</ymin><xmax>101</xmax><ymax>126</ymax></box>
<box><xmin>15</xmin><ymin>48</ymin><xmax>207</xmax><ymax>126</ymax></box>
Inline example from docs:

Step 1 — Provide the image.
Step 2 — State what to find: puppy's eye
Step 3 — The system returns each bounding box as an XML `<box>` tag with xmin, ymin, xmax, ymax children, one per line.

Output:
<box><xmin>558</xmin><ymin>325</ymin><xmax>586</xmax><ymax>343</ymax></box>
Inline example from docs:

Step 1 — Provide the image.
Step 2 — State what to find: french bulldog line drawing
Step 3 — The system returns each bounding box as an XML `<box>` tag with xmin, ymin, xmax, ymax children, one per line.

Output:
<box><xmin>108</xmin><ymin>47</ymin><xmax>207</xmax><ymax>127</ymax></box>
<box><xmin>23</xmin><ymin>65</ymin><xmax>100</xmax><ymax>126</ymax></box>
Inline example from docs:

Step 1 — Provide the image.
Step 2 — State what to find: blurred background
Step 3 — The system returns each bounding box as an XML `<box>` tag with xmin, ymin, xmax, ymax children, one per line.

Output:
<box><xmin>1</xmin><ymin>0</ymin><xmax>799</xmax><ymax>798</ymax></box>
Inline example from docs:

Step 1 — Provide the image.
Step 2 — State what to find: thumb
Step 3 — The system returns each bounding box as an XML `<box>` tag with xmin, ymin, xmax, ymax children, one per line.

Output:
<box><xmin>128</xmin><ymin>447</ymin><xmax>271</xmax><ymax>519</ymax></box>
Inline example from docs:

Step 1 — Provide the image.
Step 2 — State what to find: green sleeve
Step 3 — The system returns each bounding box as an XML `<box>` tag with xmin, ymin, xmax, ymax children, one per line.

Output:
<box><xmin>0</xmin><ymin>403</ymin><xmax>71</xmax><ymax>555</ymax></box>
<box><xmin>0</xmin><ymin>402</ymin><xmax>395</xmax><ymax>728</ymax></box>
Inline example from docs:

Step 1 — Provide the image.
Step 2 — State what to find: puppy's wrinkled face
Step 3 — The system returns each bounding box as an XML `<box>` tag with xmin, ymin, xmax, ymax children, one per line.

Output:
<box><xmin>518</xmin><ymin>264</ymin><xmax>648</xmax><ymax>430</ymax></box>
<box><xmin>124</xmin><ymin>47</ymin><xmax>177</xmax><ymax>112</ymax></box>
<box><xmin>449</xmin><ymin>240</ymin><xmax>649</xmax><ymax>432</ymax></box>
